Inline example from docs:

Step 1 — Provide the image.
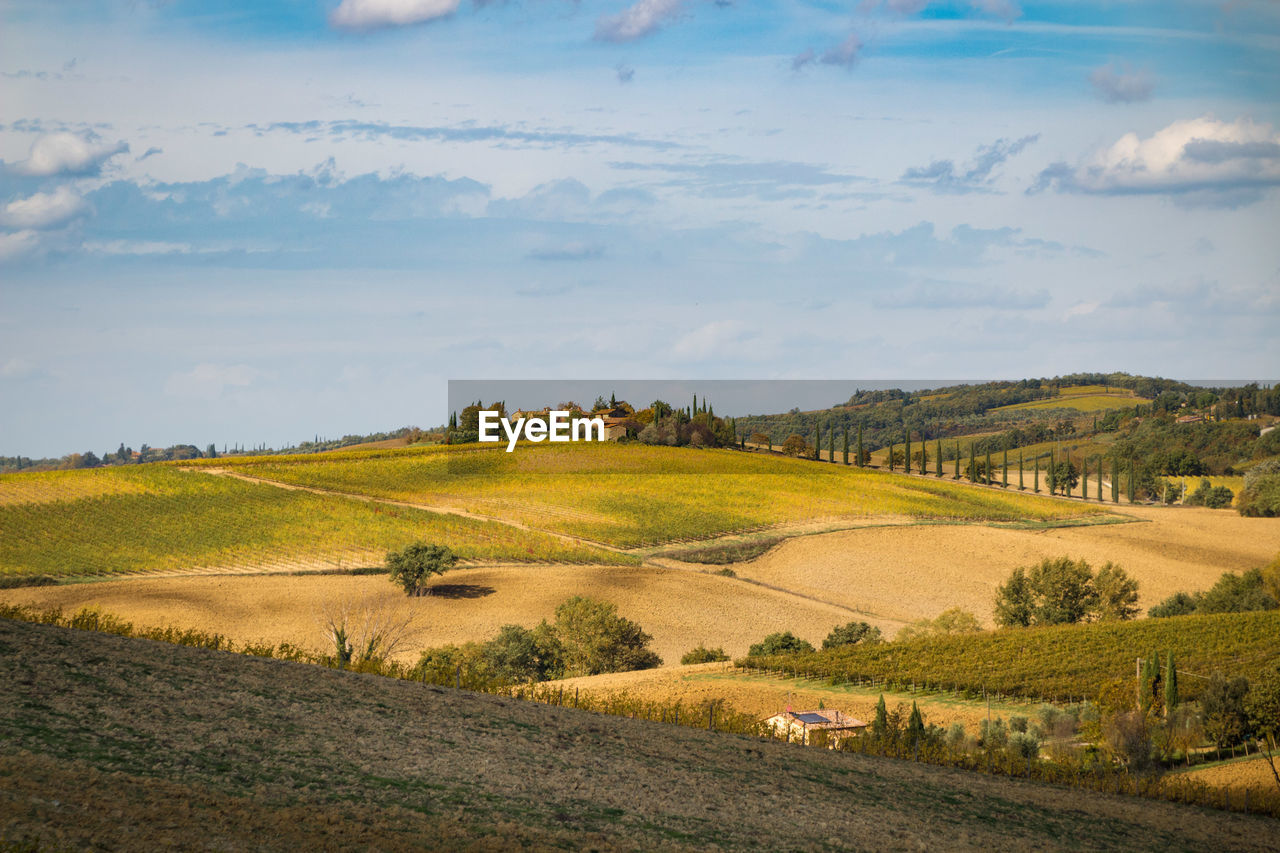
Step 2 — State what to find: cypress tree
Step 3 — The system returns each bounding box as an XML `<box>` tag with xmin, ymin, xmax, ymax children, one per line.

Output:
<box><xmin>935</xmin><ymin>439</ymin><xmax>943</xmax><ymax>477</ymax></box>
<box><xmin>1111</xmin><ymin>455</ymin><xmax>1119</xmax><ymax>502</ymax></box>
<box><xmin>888</xmin><ymin>440</ymin><xmax>895</xmax><ymax>472</ymax></box>
<box><xmin>954</xmin><ymin>442</ymin><xmax>962</xmax><ymax>479</ymax></box>
<box><xmin>1048</xmin><ymin>449</ymin><xmax>1057</xmax><ymax>495</ymax></box>
<box><xmin>1128</xmin><ymin>458</ymin><xmax>1136</xmax><ymax>503</ymax></box>
<box><xmin>985</xmin><ymin>448</ymin><xmax>992</xmax><ymax>486</ymax></box>
<box><xmin>814</xmin><ymin>423</ymin><xmax>822</xmax><ymax>461</ymax></box>
<box><xmin>872</xmin><ymin>694</ymin><xmax>888</xmax><ymax>741</ymax></box>
<box><xmin>857</xmin><ymin>424</ymin><xmax>864</xmax><ymax>467</ymax></box>
<box><xmin>1002</xmin><ymin>448</ymin><xmax>1008</xmax><ymax>488</ymax></box>
<box><xmin>1080</xmin><ymin>457</ymin><xmax>1087</xmax><ymax>500</ymax></box>
<box><xmin>1018</xmin><ymin>452</ymin><xmax>1024</xmax><ymax>490</ymax></box>
<box><xmin>907</xmin><ymin>701</ymin><xmax>924</xmax><ymax>750</ymax></box>
<box><xmin>968</xmin><ymin>442</ymin><xmax>976</xmax><ymax>483</ymax></box>
<box><xmin>919</xmin><ymin>438</ymin><xmax>927</xmax><ymax>475</ymax></box>
<box><xmin>905</xmin><ymin>431</ymin><xmax>912</xmax><ymax>475</ymax></box>
<box><xmin>692</xmin><ymin>393</ymin><xmax>697</xmax><ymax>414</ymax></box>
<box><xmin>1097</xmin><ymin>457</ymin><xmax>1103</xmax><ymax>501</ymax></box>
<box><xmin>1034</xmin><ymin>455</ymin><xmax>1040</xmax><ymax>493</ymax></box>
<box><xmin>828</xmin><ymin>427</ymin><xmax>835</xmax><ymax>463</ymax></box>
<box><xmin>1165</xmin><ymin>651</ymin><xmax>1179</xmax><ymax>713</ymax></box>
<box><xmin>843</xmin><ymin>427</ymin><xmax>849</xmax><ymax>465</ymax></box>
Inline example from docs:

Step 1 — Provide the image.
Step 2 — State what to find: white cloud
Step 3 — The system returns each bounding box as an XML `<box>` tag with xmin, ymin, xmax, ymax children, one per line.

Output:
<box><xmin>9</xmin><ymin>132</ymin><xmax>128</xmax><ymax>177</ymax></box>
<box><xmin>1089</xmin><ymin>63</ymin><xmax>1155</xmax><ymax>104</ymax></box>
<box><xmin>0</xmin><ymin>187</ymin><xmax>89</xmax><ymax>230</ymax></box>
<box><xmin>164</xmin><ymin>363</ymin><xmax>259</xmax><ymax>399</ymax></box>
<box><xmin>0</xmin><ymin>230</ymin><xmax>42</xmax><ymax>264</ymax></box>
<box><xmin>329</xmin><ymin>0</ymin><xmax>461</xmax><ymax>30</ymax></box>
<box><xmin>83</xmin><ymin>239</ymin><xmax>196</xmax><ymax>256</ymax></box>
<box><xmin>1031</xmin><ymin>115</ymin><xmax>1280</xmax><ymax>204</ymax></box>
<box><xmin>1</xmin><ymin>358</ymin><xmax>37</xmax><ymax>379</ymax></box>
<box><xmin>671</xmin><ymin>320</ymin><xmax>750</xmax><ymax>360</ymax></box>
<box><xmin>594</xmin><ymin>0</ymin><xmax>684</xmax><ymax>43</ymax></box>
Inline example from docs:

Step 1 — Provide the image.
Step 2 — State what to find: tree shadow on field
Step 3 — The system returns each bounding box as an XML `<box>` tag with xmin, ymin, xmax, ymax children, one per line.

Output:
<box><xmin>426</xmin><ymin>584</ymin><xmax>496</xmax><ymax>599</ymax></box>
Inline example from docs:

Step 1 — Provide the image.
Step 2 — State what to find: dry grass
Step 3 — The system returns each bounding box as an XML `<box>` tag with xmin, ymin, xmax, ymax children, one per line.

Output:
<box><xmin>1182</xmin><ymin>757</ymin><xmax>1280</xmax><ymax>792</ymax></box>
<box><xmin>733</xmin><ymin>506</ymin><xmax>1280</xmax><ymax>628</ymax></box>
<box><xmin>552</xmin><ymin>664</ymin><xmax>1043</xmax><ymax>734</ymax></box>
<box><xmin>4</xmin><ymin>618</ymin><xmax>1277</xmax><ymax>852</ymax></box>
<box><xmin>0</xmin><ymin>564</ymin><xmax>869</xmax><ymax>664</ymax></box>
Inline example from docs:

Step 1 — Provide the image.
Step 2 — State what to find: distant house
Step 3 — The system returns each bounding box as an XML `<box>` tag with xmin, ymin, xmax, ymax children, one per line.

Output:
<box><xmin>765</xmin><ymin>709</ymin><xmax>867</xmax><ymax>746</ymax></box>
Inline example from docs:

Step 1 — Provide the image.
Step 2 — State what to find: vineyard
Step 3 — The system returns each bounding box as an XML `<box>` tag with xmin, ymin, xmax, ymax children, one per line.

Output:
<box><xmin>190</xmin><ymin>442</ymin><xmax>1106</xmax><ymax>548</ymax></box>
<box><xmin>994</xmin><ymin>386</ymin><xmax>1149</xmax><ymax>414</ymax></box>
<box><xmin>742</xmin><ymin>610</ymin><xmax>1280</xmax><ymax>703</ymax></box>
<box><xmin>0</xmin><ymin>466</ymin><xmax>623</xmax><ymax>579</ymax></box>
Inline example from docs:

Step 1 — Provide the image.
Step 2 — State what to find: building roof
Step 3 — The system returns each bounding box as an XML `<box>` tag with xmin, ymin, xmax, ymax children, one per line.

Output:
<box><xmin>768</xmin><ymin>709</ymin><xmax>867</xmax><ymax>729</ymax></box>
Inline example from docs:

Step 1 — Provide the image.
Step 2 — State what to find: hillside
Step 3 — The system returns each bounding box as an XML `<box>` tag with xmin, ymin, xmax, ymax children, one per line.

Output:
<box><xmin>2</xmin><ymin>619</ymin><xmax>1277</xmax><ymax>852</ymax></box>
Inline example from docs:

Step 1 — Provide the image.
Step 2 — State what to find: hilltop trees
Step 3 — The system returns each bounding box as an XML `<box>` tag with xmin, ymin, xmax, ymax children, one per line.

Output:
<box><xmin>748</xmin><ymin>631</ymin><xmax>815</xmax><ymax>656</ymax></box>
<box><xmin>821</xmin><ymin>621</ymin><xmax>883</xmax><ymax>649</ymax></box>
<box><xmin>993</xmin><ymin>557</ymin><xmax>1139</xmax><ymax>627</ymax></box>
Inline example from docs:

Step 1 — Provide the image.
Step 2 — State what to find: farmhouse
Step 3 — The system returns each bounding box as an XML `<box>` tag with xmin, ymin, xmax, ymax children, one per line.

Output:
<box><xmin>765</xmin><ymin>709</ymin><xmax>867</xmax><ymax>746</ymax></box>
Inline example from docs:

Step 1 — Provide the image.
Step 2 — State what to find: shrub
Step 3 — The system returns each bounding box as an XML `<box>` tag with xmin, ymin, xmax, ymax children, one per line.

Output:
<box><xmin>821</xmin><ymin>621</ymin><xmax>882</xmax><ymax>650</ymax></box>
<box><xmin>1149</xmin><ymin>591</ymin><xmax>1197</xmax><ymax>618</ymax></box>
<box><xmin>551</xmin><ymin>596</ymin><xmax>662</xmax><ymax>677</ymax></box>
<box><xmin>681</xmin><ymin>644</ymin><xmax>730</xmax><ymax>664</ymax></box>
<box><xmin>1009</xmin><ymin>731</ymin><xmax>1041</xmax><ymax>760</ymax></box>
<box><xmin>386</xmin><ymin>543</ymin><xmax>458</xmax><ymax>596</ymax></box>
<box><xmin>1239</xmin><ymin>457</ymin><xmax>1280</xmax><ymax>517</ymax></box>
<box><xmin>897</xmin><ymin>607</ymin><xmax>982</xmax><ymax>641</ymax></box>
<box><xmin>748</xmin><ymin>631</ymin><xmax>815</xmax><ymax>656</ymax></box>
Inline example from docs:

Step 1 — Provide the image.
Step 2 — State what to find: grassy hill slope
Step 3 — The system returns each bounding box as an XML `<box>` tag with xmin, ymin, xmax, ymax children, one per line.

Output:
<box><xmin>2</xmin><ymin>619</ymin><xmax>1277</xmax><ymax>851</ymax></box>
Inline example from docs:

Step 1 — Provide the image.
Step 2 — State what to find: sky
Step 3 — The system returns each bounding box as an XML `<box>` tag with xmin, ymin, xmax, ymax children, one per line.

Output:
<box><xmin>1</xmin><ymin>0</ymin><xmax>1278</xmax><ymax>456</ymax></box>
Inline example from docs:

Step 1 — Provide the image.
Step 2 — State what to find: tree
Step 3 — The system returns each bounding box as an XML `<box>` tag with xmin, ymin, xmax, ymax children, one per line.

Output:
<box><xmin>992</xmin><ymin>557</ymin><xmax>1137</xmax><ymax>627</ymax></box>
<box><xmin>1051</xmin><ymin>459</ymin><xmax>1079</xmax><ymax>496</ymax></box>
<box><xmin>681</xmin><ymin>644</ymin><xmax>730</xmax><ymax>664</ymax></box>
<box><xmin>872</xmin><ymin>694</ymin><xmax>888</xmax><ymax>741</ymax></box>
<box><xmin>1033</xmin><ymin>454</ymin><xmax>1040</xmax><ymax>493</ymax></box>
<box><xmin>1148</xmin><ymin>591</ymin><xmax>1197</xmax><ymax>618</ymax></box>
<box><xmin>897</xmin><ymin>607</ymin><xmax>982</xmax><ymax>641</ymax></box>
<box><xmin>483</xmin><ymin>624</ymin><xmax>560</xmax><ymax>683</ymax></box>
<box><xmin>1018</xmin><ymin>452</ymin><xmax>1024</xmax><ymax>490</ymax></box>
<box><xmin>782</xmin><ymin>434</ymin><xmax>809</xmax><ymax>457</ymax></box>
<box><xmin>857</xmin><ymin>424</ymin><xmax>864</xmax><ymax>468</ymax></box>
<box><xmin>750</xmin><ymin>432</ymin><xmax>771</xmax><ymax>448</ymax></box>
<box><xmin>1111</xmin><ymin>455</ymin><xmax>1120</xmax><ymax>502</ymax></box>
<box><xmin>1164</xmin><ymin>651</ymin><xmax>1178</xmax><ymax>713</ymax></box>
<box><xmin>842</xmin><ymin>427</ymin><xmax>849</xmax><ymax>465</ymax></box>
<box><xmin>1093</xmin><ymin>562</ymin><xmax>1140</xmax><ymax>621</ymax></box>
<box><xmin>888</xmin><ymin>440</ymin><xmax>894</xmax><ymax>471</ymax></box>
<box><xmin>747</xmin><ymin>631</ymin><xmax>815</xmax><ymax>656</ymax></box>
<box><xmin>814</xmin><ymin>423</ymin><xmax>822</xmax><ymax>461</ymax></box>
<box><xmin>1244</xmin><ymin>664</ymin><xmax>1280</xmax><ymax>793</ymax></box>
<box><xmin>1001</xmin><ymin>448</ymin><xmax>1008</xmax><ymax>488</ymax></box>
<box><xmin>822</xmin><ymin>621</ymin><xmax>882</xmax><ymax>650</ymax></box>
<box><xmin>907</xmin><ymin>701</ymin><xmax>925</xmax><ymax>751</ymax></box>
<box><xmin>1196</xmin><ymin>567</ymin><xmax>1279</xmax><ymax>613</ymax></box>
<box><xmin>387</xmin><ymin>543</ymin><xmax>458</xmax><ymax>596</ymax></box>
<box><xmin>1238</xmin><ymin>457</ymin><xmax>1280</xmax><ymax>517</ymax></box>
<box><xmin>1201</xmin><ymin>672</ymin><xmax>1250</xmax><ymax>748</ymax></box>
<box><xmin>551</xmin><ymin>596</ymin><xmax>662</xmax><ymax>677</ymax></box>
<box><xmin>968</xmin><ymin>443</ymin><xmax>977</xmax><ymax>483</ymax></box>
<box><xmin>935</xmin><ymin>439</ymin><xmax>943</xmax><ymax>477</ymax></box>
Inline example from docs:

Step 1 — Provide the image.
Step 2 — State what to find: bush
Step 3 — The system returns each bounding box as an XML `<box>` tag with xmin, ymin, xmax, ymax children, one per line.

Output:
<box><xmin>386</xmin><ymin>543</ymin><xmax>458</xmax><ymax>596</ymax></box>
<box><xmin>551</xmin><ymin>596</ymin><xmax>662</xmax><ymax>677</ymax></box>
<box><xmin>681</xmin><ymin>644</ymin><xmax>730</xmax><ymax>664</ymax></box>
<box><xmin>993</xmin><ymin>558</ymin><xmax>1138</xmax><ymax>627</ymax></box>
<box><xmin>1149</xmin><ymin>591</ymin><xmax>1197</xmax><ymax>618</ymax></box>
<box><xmin>1239</xmin><ymin>457</ymin><xmax>1280</xmax><ymax>517</ymax></box>
<box><xmin>821</xmin><ymin>621</ymin><xmax>882</xmax><ymax>650</ymax></box>
<box><xmin>897</xmin><ymin>607</ymin><xmax>982</xmax><ymax>641</ymax></box>
<box><xmin>748</xmin><ymin>631</ymin><xmax>815</xmax><ymax>656</ymax></box>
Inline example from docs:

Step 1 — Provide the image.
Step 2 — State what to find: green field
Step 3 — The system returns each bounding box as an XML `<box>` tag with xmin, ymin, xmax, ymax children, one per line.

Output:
<box><xmin>0</xmin><ymin>465</ymin><xmax>624</xmax><ymax>579</ymax></box>
<box><xmin>744</xmin><ymin>610</ymin><xmax>1280</xmax><ymax>703</ymax></box>
<box><xmin>196</xmin><ymin>442</ymin><xmax>1106</xmax><ymax>548</ymax></box>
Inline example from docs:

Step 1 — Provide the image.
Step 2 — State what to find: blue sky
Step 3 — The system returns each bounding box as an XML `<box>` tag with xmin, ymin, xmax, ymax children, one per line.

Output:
<box><xmin>1</xmin><ymin>0</ymin><xmax>1278</xmax><ymax>456</ymax></box>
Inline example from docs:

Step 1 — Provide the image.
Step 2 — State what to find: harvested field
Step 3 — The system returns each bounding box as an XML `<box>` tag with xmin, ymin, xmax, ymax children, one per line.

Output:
<box><xmin>4</xmin><ymin>619</ymin><xmax>1277</xmax><ymax>852</ymax></box>
<box><xmin>1183</xmin><ymin>757</ymin><xmax>1280</xmax><ymax>792</ymax></box>
<box><xmin>735</xmin><ymin>506</ymin><xmax>1280</xmax><ymax>628</ymax></box>
<box><xmin>553</xmin><ymin>664</ymin><xmax>1044</xmax><ymax>734</ymax></box>
<box><xmin>0</xmin><ymin>564</ymin><xmax>871</xmax><ymax>665</ymax></box>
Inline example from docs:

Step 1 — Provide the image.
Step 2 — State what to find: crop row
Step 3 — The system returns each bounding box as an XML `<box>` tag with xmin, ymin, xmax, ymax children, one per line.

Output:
<box><xmin>742</xmin><ymin>610</ymin><xmax>1280</xmax><ymax>703</ymax></box>
<box><xmin>0</xmin><ymin>466</ymin><xmax>624</xmax><ymax>578</ymax></box>
<box><xmin>213</xmin><ymin>443</ymin><xmax>1103</xmax><ymax>548</ymax></box>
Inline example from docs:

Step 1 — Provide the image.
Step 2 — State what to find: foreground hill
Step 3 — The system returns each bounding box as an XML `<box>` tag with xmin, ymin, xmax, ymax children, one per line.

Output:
<box><xmin>2</xmin><ymin>620</ymin><xmax>1276</xmax><ymax>851</ymax></box>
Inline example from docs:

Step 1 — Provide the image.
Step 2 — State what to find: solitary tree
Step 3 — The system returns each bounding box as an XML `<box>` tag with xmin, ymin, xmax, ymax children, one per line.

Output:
<box><xmin>387</xmin><ymin>543</ymin><xmax>458</xmax><ymax>596</ymax></box>
<box><xmin>822</xmin><ymin>621</ymin><xmax>883</xmax><ymax>649</ymax></box>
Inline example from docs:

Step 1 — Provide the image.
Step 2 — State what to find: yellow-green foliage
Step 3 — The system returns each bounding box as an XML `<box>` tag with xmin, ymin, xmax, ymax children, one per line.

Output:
<box><xmin>214</xmin><ymin>443</ymin><xmax>1103</xmax><ymax>548</ymax></box>
<box><xmin>744</xmin><ymin>610</ymin><xmax>1280</xmax><ymax>702</ymax></box>
<box><xmin>0</xmin><ymin>466</ymin><xmax>623</xmax><ymax>578</ymax></box>
<box><xmin>994</xmin><ymin>389</ymin><xmax>1149</xmax><ymax>413</ymax></box>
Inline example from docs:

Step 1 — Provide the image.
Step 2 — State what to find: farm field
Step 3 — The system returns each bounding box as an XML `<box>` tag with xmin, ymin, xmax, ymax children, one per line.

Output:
<box><xmin>1182</xmin><ymin>757</ymin><xmax>1280</xmax><ymax>792</ymax></box>
<box><xmin>729</xmin><ymin>504</ymin><xmax>1280</xmax><ymax>626</ymax></box>
<box><xmin>4</xmin><ymin>618</ymin><xmax>1277</xmax><ymax>853</ymax></box>
<box><xmin>552</xmin><ymin>664</ymin><xmax>1049</xmax><ymax>734</ymax></box>
<box><xmin>191</xmin><ymin>442</ymin><xmax>1105</xmax><ymax>548</ymax></box>
<box><xmin>0</xmin><ymin>465</ymin><xmax>624</xmax><ymax>579</ymax></box>
<box><xmin>0</xmin><ymin>563</ymin><xmax>868</xmax><ymax>665</ymax></box>
<box><xmin>744</xmin><ymin>610</ymin><xmax>1280</xmax><ymax>703</ymax></box>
